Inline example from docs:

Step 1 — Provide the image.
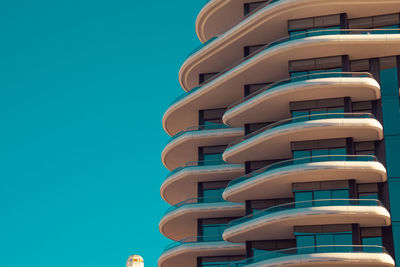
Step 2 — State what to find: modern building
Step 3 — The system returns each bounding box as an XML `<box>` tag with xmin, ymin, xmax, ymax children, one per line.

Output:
<box><xmin>159</xmin><ymin>1</ymin><xmax>400</xmax><ymax>266</ymax></box>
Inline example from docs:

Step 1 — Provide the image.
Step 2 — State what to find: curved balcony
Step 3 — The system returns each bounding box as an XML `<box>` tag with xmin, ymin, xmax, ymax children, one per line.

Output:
<box><xmin>223</xmin><ymin>155</ymin><xmax>387</xmax><ymax>203</ymax></box>
<box><xmin>194</xmin><ymin>0</ymin><xmax>399</xmax><ymax>51</ymax></box>
<box><xmin>223</xmin><ymin>113</ymin><xmax>383</xmax><ymax>164</ymax></box>
<box><xmin>228</xmin><ymin>245</ymin><xmax>394</xmax><ymax>267</ymax></box>
<box><xmin>223</xmin><ymin>199</ymin><xmax>391</xmax><ymax>243</ymax></box>
<box><xmin>161</xmin><ymin>124</ymin><xmax>243</xmax><ymax>171</ymax></box>
<box><xmin>158</xmin><ymin>235</ymin><xmax>245</xmax><ymax>267</ymax></box>
<box><xmin>161</xmin><ymin>159</ymin><xmax>245</xmax><ymax>205</ymax></box>
<box><xmin>166</xmin><ymin>29</ymin><xmax>400</xmax><ymax>136</ymax></box>
<box><xmin>223</xmin><ymin>72</ymin><xmax>380</xmax><ymax>127</ymax></box>
<box><xmin>160</xmin><ymin>197</ymin><xmax>245</xmax><ymax>241</ymax></box>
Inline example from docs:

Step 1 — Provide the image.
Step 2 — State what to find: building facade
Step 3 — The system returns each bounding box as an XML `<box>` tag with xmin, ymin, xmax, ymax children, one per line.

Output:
<box><xmin>159</xmin><ymin>1</ymin><xmax>400</xmax><ymax>266</ymax></box>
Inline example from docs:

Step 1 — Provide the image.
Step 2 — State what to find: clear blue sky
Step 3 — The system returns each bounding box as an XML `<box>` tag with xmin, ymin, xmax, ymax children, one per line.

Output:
<box><xmin>0</xmin><ymin>1</ymin><xmax>202</xmax><ymax>266</ymax></box>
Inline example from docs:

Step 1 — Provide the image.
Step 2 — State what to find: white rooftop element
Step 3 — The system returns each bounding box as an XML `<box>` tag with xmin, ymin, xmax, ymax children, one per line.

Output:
<box><xmin>126</xmin><ymin>255</ymin><xmax>144</xmax><ymax>267</ymax></box>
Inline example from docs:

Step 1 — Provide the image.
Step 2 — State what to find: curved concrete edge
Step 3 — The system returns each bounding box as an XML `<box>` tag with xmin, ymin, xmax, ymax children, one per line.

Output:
<box><xmin>223</xmin><ymin>161</ymin><xmax>387</xmax><ymax>202</ymax></box>
<box><xmin>244</xmin><ymin>252</ymin><xmax>395</xmax><ymax>267</ymax></box>
<box><xmin>165</xmin><ymin>35</ymin><xmax>400</xmax><ymax>136</ymax></box>
<box><xmin>160</xmin><ymin>201</ymin><xmax>245</xmax><ymax>241</ymax></box>
<box><xmin>162</xmin><ymin>127</ymin><xmax>243</xmax><ymax>171</ymax></box>
<box><xmin>161</xmin><ymin>164</ymin><xmax>245</xmax><ymax>205</ymax></box>
<box><xmin>183</xmin><ymin>0</ymin><xmax>400</xmax><ymax>91</ymax></box>
<box><xmin>223</xmin><ymin>118</ymin><xmax>384</xmax><ymax>164</ymax></box>
<box><xmin>223</xmin><ymin>205</ymin><xmax>391</xmax><ymax>243</ymax></box>
<box><xmin>223</xmin><ymin>77</ymin><xmax>381</xmax><ymax>127</ymax></box>
<box><xmin>158</xmin><ymin>241</ymin><xmax>245</xmax><ymax>267</ymax></box>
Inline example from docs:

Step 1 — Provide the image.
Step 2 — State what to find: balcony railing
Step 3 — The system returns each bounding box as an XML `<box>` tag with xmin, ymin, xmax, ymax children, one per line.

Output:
<box><xmin>166</xmin><ymin>159</ymin><xmax>229</xmax><ymax>179</ymax></box>
<box><xmin>227</xmin><ymin>155</ymin><xmax>378</xmax><ymax>187</ymax></box>
<box><xmin>227</xmin><ymin>72</ymin><xmax>373</xmax><ymax>111</ymax></box>
<box><xmin>164</xmin><ymin>196</ymin><xmax>226</xmax><ymax>215</ymax></box>
<box><xmin>227</xmin><ymin>112</ymin><xmax>375</xmax><ymax>148</ymax></box>
<box><xmin>164</xmin><ymin>235</ymin><xmax>223</xmax><ymax>252</ymax></box>
<box><xmin>227</xmin><ymin>199</ymin><xmax>383</xmax><ymax>229</ymax></box>
<box><xmin>171</xmin><ymin>28</ymin><xmax>400</xmax><ymax>106</ymax></box>
<box><xmin>228</xmin><ymin>245</ymin><xmax>388</xmax><ymax>267</ymax></box>
<box><xmin>169</xmin><ymin>124</ymin><xmax>230</xmax><ymax>142</ymax></box>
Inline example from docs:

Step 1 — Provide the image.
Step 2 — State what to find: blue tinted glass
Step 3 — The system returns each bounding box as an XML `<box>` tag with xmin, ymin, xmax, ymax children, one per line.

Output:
<box><xmin>329</xmin><ymin>148</ymin><xmax>346</xmax><ymax>155</ymax></box>
<box><xmin>332</xmin><ymin>189</ymin><xmax>349</xmax><ymax>199</ymax></box>
<box><xmin>292</xmin><ymin>110</ymin><xmax>309</xmax><ymax>123</ymax></box>
<box><xmin>312</xmin><ymin>149</ymin><xmax>328</xmax><ymax>160</ymax></box>
<box><xmin>363</xmin><ymin>236</ymin><xmax>382</xmax><ymax>247</ymax></box>
<box><xmin>253</xmin><ymin>248</ymin><xmax>269</xmax><ymax>258</ymax></box>
<box><xmin>359</xmin><ymin>193</ymin><xmax>378</xmax><ymax>200</ymax></box>
<box><xmin>381</xmin><ymin>67</ymin><xmax>399</xmax><ymax>96</ymax></box>
<box><xmin>203</xmin><ymin>188</ymin><xmax>223</xmax><ymax>200</ymax></box>
<box><xmin>295</xmin><ymin>191</ymin><xmax>313</xmax><ymax>203</ymax></box>
<box><xmin>293</xmin><ymin>150</ymin><xmax>311</xmax><ymax>160</ymax></box>
<box><xmin>382</xmin><ymin>96</ymin><xmax>400</xmax><ymax>135</ymax></box>
<box><xmin>203</xmin><ymin>153</ymin><xmax>222</xmax><ymax>162</ymax></box>
<box><xmin>314</xmin><ymin>190</ymin><xmax>331</xmax><ymax>200</ymax></box>
<box><xmin>386</xmin><ymin>137</ymin><xmax>400</xmax><ymax>177</ymax></box>
<box><xmin>334</xmin><ymin>233</ymin><xmax>353</xmax><ymax>246</ymax></box>
<box><xmin>296</xmin><ymin>235</ymin><xmax>315</xmax><ymax>248</ymax></box>
<box><xmin>202</xmin><ymin>224</ymin><xmax>226</xmax><ymax>239</ymax></box>
<box><xmin>391</xmin><ymin>222</ymin><xmax>400</xmax><ymax>266</ymax></box>
<box><xmin>290</xmin><ymin>30</ymin><xmax>307</xmax><ymax>40</ymax></box>
<box><xmin>316</xmin><ymin>234</ymin><xmax>334</xmax><ymax>252</ymax></box>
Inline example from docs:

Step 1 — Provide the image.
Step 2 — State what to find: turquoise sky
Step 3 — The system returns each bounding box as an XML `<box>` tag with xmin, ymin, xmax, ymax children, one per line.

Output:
<box><xmin>0</xmin><ymin>1</ymin><xmax>203</xmax><ymax>266</ymax></box>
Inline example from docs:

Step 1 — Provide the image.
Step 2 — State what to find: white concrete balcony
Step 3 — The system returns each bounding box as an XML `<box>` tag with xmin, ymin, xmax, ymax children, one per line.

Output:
<box><xmin>223</xmin><ymin>155</ymin><xmax>387</xmax><ymax>203</ymax></box>
<box><xmin>228</xmin><ymin>245</ymin><xmax>394</xmax><ymax>267</ymax></box>
<box><xmin>160</xmin><ymin>197</ymin><xmax>245</xmax><ymax>241</ymax></box>
<box><xmin>223</xmin><ymin>199</ymin><xmax>391</xmax><ymax>243</ymax></box>
<box><xmin>161</xmin><ymin>124</ymin><xmax>243</xmax><ymax>171</ymax></box>
<box><xmin>223</xmin><ymin>113</ymin><xmax>383</xmax><ymax>164</ymax></box>
<box><xmin>158</xmin><ymin>235</ymin><xmax>245</xmax><ymax>267</ymax></box>
<box><xmin>223</xmin><ymin>72</ymin><xmax>380</xmax><ymax>127</ymax></box>
<box><xmin>161</xmin><ymin>159</ymin><xmax>244</xmax><ymax>205</ymax></box>
<box><xmin>165</xmin><ymin>29</ymin><xmax>400</xmax><ymax>136</ymax></box>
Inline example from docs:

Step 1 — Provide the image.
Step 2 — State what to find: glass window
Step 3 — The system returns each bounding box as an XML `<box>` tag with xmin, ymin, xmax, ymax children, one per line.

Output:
<box><xmin>332</xmin><ymin>189</ymin><xmax>349</xmax><ymax>199</ymax></box>
<box><xmin>203</xmin><ymin>188</ymin><xmax>224</xmax><ymax>201</ymax></box>
<box><xmin>202</xmin><ymin>224</ymin><xmax>227</xmax><ymax>240</ymax></box>
<box><xmin>334</xmin><ymin>233</ymin><xmax>353</xmax><ymax>246</ymax></box>
<box><xmin>203</xmin><ymin>153</ymin><xmax>222</xmax><ymax>162</ymax></box>
<box><xmin>296</xmin><ymin>235</ymin><xmax>315</xmax><ymax>248</ymax></box>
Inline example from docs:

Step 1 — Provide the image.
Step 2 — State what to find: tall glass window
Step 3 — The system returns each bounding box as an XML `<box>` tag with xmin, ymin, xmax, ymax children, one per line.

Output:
<box><xmin>380</xmin><ymin>56</ymin><xmax>400</xmax><ymax>135</ymax></box>
<box><xmin>295</xmin><ymin>225</ymin><xmax>353</xmax><ymax>252</ymax></box>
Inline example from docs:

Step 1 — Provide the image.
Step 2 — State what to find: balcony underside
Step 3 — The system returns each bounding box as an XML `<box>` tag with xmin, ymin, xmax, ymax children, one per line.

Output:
<box><xmin>162</xmin><ymin>128</ymin><xmax>243</xmax><ymax>171</ymax></box>
<box><xmin>242</xmin><ymin>252</ymin><xmax>395</xmax><ymax>267</ymax></box>
<box><xmin>165</xmin><ymin>35</ymin><xmax>400</xmax><ymax>136</ymax></box>
<box><xmin>162</xmin><ymin>164</ymin><xmax>244</xmax><ymax>205</ymax></box>
<box><xmin>158</xmin><ymin>241</ymin><xmax>245</xmax><ymax>267</ymax></box>
<box><xmin>160</xmin><ymin>202</ymin><xmax>245</xmax><ymax>241</ymax></box>
<box><xmin>223</xmin><ymin>161</ymin><xmax>387</xmax><ymax>203</ymax></box>
<box><xmin>223</xmin><ymin>77</ymin><xmax>380</xmax><ymax>127</ymax></box>
<box><xmin>223</xmin><ymin>205</ymin><xmax>391</xmax><ymax>243</ymax></box>
<box><xmin>223</xmin><ymin>118</ymin><xmax>383</xmax><ymax>164</ymax></box>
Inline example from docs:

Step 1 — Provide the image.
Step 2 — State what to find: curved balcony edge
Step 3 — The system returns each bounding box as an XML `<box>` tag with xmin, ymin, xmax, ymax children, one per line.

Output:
<box><xmin>223</xmin><ymin>199</ymin><xmax>391</xmax><ymax>243</ymax></box>
<box><xmin>228</xmin><ymin>245</ymin><xmax>394</xmax><ymax>267</ymax></box>
<box><xmin>223</xmin><ymin>156</ymin><xmax>387</xmax><ymax>202</ymax></box>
